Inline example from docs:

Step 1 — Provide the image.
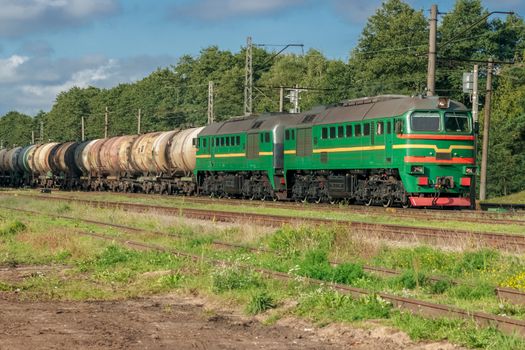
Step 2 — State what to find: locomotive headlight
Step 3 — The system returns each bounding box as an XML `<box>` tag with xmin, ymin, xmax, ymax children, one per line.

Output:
<box><xmin>410</xmin><ymin>165</ymin><xmax>424</xmax><ymax>174</ymax></box>
<box><xmin>464</xmin><ymin>166</ymin><xmax>477</xmax><ymax>175</ymax></box>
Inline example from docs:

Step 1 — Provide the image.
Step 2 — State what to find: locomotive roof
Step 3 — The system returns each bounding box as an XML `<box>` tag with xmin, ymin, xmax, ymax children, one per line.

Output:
<box><xmin>198</xmin><ymin>95</ymin><xmax>468</xmax><ymax>136</ymax></box>
<box><xmin>198</xmin><ymin>113</ymin><xmax>304</xmax><ymax>136</ymax></box>
<box><xmin>313</xmin><ymin>95</ymin><xmax>468</xmax><ymax>125</ymax></box>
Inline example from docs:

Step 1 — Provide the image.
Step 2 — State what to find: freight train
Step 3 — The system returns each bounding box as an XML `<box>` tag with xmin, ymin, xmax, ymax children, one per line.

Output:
<box><xmin>0</xmin><ymin>95</ymin><xmax>477</xmax><ymax>208</ymax></box>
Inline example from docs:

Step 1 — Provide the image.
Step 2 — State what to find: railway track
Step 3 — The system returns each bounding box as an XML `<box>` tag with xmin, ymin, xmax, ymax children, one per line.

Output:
<box><xmin>4</xmin><ymin>202</ymin><xmax>523</xmax><ymax>306</ymax></box>
<box><xmin>10</xmin><ymin>188</ymin><xmax>525</xmax><ymax>226</ymax></box>
<box><xmin>53</xmin><ymin>227</ymin><xmax>525</xmax><ymax>337</ymax></box>
<box><xmin>4</xmin><ymin>192</ymin><xmax>525</xmax><ymax>252</ymax></box>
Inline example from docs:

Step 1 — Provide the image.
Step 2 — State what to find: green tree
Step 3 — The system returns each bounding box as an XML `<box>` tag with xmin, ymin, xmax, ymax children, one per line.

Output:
<box><xmin>348</xmin><ymin>0</ymin><xmax>428</xmax><ymax>97</ymax></box>
<box><xmin>0</xmin><ymin>111</ymin><xmax>34</xmax><ymax>147</ymax></box>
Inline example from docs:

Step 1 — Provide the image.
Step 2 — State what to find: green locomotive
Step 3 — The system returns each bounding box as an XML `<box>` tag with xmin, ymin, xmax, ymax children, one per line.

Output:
<box><xmin>194</xmin><ymin>95</ymin><xmax>476</xmax><ymax>207</ymax></box>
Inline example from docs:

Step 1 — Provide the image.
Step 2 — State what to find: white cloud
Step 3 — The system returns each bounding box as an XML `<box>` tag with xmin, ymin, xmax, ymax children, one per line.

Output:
<box><xmin>0</xmin><ymin>55</ymin><xmax>29</xmax><ymax>82</ymax></box>
<box><xmin>0</xmin><ymin>53</ymin><xmax>177</xmax><ymax>115</ymax></box>
<box><xmin>0</xmin><ymin>0</ymin><xmax>120</xmax><ymax>37</ymax></box>
<box><xmin>171</xmin><ymin>0</ymin><xmax>307</xmax><ymax>21</ymax></box>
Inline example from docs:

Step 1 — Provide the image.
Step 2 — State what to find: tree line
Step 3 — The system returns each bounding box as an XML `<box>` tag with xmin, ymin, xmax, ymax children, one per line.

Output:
<box><xmin>1</xmin><ymin>0</ymin><xmax>524</xmax><ymax>197</ymax></box>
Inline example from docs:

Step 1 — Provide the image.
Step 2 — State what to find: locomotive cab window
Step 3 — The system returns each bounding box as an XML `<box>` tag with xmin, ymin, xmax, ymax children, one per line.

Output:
<box><xmin>445</xmin><ymin>112</ymin><xmax>470</xmax><ymax>133</ymax></box>
<box><xmin>411</xmin><ymin>112</ymin><xmax>441</xmax><ymax>132</ymax></box>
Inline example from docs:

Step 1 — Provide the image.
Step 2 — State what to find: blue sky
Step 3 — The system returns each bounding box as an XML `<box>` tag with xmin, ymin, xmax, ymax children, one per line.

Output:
<box><xmin>0</xmin><ymin>0</ymin><xmax>521</xmax><ymax>115</ymax></box>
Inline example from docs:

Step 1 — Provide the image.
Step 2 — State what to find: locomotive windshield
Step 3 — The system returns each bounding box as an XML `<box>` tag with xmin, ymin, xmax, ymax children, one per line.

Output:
<box><xmin>445</xmin><ymin>112</ymin><xmax>470</xmax><ymax>133</ymax></box>
<box><xmin>410</xmin><ymin>112</ymin><xmax>441</xmax><ymax>132</ymax></box>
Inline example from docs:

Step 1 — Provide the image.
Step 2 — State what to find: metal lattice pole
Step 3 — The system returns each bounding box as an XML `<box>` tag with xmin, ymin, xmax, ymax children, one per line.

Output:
<box><xmin>244</xmin><ymin>36</ymin><xmax>253</xmax><ymax>116</ymax></box>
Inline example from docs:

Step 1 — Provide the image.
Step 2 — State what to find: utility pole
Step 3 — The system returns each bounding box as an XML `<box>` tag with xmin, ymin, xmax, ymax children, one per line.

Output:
<box><xmin>40</xmin><ymin>120</ymin><xmax>44</xmax><ymax>142</ymax></box>
<box><xmin>471</xmin><ymin>65</ymin><xmax>479</xmax><ymax>207</ymax></box>
<box><xmin>31</xmin><ymin>131</ymin><xmax>35</xmax><ymax>144</ymax></box>
<box><xmin>426</xmin><ymin>4</ymin><xmax>438</xmax><ymax>96</ymax></box>
<box><xmin>104</xmin><ymin>106</ymin><xmax>109</xmax><ymax>138</ymax></box>
<box><xmin>279</xmin><ymin>86</ymin><xmax>284</xmax><ymax>112</ymax></box>
<box><xmin>244</xmin><ymin>36</ymin><xmax>253</xmax><ymax>116</ymax></box>
<box><xmin>137</xmin><ymin>109</ymin><xmax>141</xmax><ymax>135</ymax></box>
<box><xmin>81</xmin><ymin>116</ymin><xmax>85</xmax><ymax>141</ymax></box>
<box><xmin>207</xmin><ymin>81</ymin><xmax>214</xmax><ymax>124</ymax></box>
<box><xmin>480</xmin><ymin>58</ymin><xmax>493</xmax><ymax>201</ymax></box>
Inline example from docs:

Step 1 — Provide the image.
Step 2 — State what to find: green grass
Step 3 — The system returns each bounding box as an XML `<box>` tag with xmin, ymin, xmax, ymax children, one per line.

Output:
<box><xmin>2</xmin><ymin>201</ymin><xmax>525</xmax><ymax>349</ymax></box>
<box><xmin>483</xmin><ymin>190</ymin><xmax>525</xmax><ymax>205</ymax></box>
<box><xmin>3</xmin><ymin>189</ymin><xmax>525</xmax><ymax>235</ymax></box>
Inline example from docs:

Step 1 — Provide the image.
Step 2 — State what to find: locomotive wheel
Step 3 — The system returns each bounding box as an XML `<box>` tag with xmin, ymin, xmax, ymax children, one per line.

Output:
<box><xmin>382</xmin><ymin>197</ymin><xmax>392</xmax><ymax>208</ymax></box>
<box><xmin>364</xmin><ymin>198</ymin><xmax>373</xmax><ymax>206</ymax></box>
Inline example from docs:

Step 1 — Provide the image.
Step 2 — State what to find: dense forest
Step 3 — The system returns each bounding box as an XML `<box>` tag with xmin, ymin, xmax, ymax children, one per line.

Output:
<box><xmin>1</xmin><ymin>0</ymin><xmax>524</xmax><ymax>198</ymax></box>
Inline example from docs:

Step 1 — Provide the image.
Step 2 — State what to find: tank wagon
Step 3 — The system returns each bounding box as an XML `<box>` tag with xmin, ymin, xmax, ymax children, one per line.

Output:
<box><xmin>0</xmin><ymin>95</ymin><xmax>476</xmax><ymax>208</ymax></box>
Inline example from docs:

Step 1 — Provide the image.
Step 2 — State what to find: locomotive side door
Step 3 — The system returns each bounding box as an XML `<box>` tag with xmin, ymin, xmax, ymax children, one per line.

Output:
<box><xmin>384</xmin><ymin>120</ymin><xmax>393</xmax><ymax>164</ymax></box>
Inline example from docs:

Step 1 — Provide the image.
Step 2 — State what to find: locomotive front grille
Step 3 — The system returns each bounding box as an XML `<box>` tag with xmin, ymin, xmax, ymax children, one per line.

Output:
<box><xmin>435</xmin><ymin>152</ymin><xmax>452</xmax><ymax>160</ymax></box>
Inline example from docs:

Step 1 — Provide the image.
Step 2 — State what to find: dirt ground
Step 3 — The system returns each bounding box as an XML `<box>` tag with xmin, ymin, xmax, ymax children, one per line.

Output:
<box><xmin>0</xmin><ymin>266</ymin><xmax>463</xmax><ymax>350</ymax></box>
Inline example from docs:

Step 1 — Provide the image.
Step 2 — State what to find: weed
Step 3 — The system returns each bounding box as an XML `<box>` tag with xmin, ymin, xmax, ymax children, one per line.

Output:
<box><xmin>454</xmin><ymin>249</ymin><xmax>499</xmax><ymax>275</ymax></box>
<box><xmin>296</xmin><ymin>289</ymin><xmax>391</xmax><ymax>322</ymax></box>
<box><xmin>54</xmin><ymin>250</ymin><xmax>72</xmax><ymax>262</ymax></box>
<box><xmin>94</xmin><ymin>245</ymin><xmax>137</xmax><ymax>268</ymax></box>
<box><xmin>268</xmin><ymin>226</ymin><xmax>334</xmax><ymax>257</ymax></box>
<box><xmin>56</xmin><ymin>204</ymin><xmax>71</xmax><ymax>214</ymax></box>
<box><xmin>246</xmin><ymin>291</ymin><xmax>275</xmax><ymax>315</ymax></box>
<box><xmin>331</xmin><ymin>263</ymin><xmax>365</xmax><ymax>285</ymax></box>
<box><xmin>429</xmin><ymin>279</ymin><xmax>452</xmax><ymax>294</ymax></box>
<box><xmin>212</xmin><ymin>265</ymin><xmax>263</xmax><ymax>293</ymax></box>
<box><xmin>158</xmin><ymin>273</ymin><xmax>183</xmax><ymax>289</ymax></box>
<box><xmin>187</xmin><ymin>236</ymin><xmax>214</xmax><ymax>248</ymax></box>
<box><xmin>396</xmin><ymin>270</ymin><xmax>428</xmax><ymax>290</ymax></box>
<box><xmin>391</xmin><ymin>311</ymin><xmax>525</xmax><ymax>349</ymax></box>
<box><xmin>448</xmin><ymin>282</ymin><xmax>495</xmax><ymax>300</ymax></box>
<box><xmin>0</xmin><ymin>220</ymin><xmax>26</xmax><ymax>237</ymax></box>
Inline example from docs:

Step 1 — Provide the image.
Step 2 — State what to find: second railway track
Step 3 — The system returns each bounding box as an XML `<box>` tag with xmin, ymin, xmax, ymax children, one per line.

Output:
<box><xmin>3</xmin><ymin>192</ymin><xmax>525</xmax><ymax>252</ymax></box>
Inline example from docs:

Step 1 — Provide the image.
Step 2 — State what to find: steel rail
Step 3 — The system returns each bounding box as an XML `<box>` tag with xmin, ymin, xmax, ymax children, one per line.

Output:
<box><xmin>4</xmin><ymin>192</ymin><xmax>525</xmax><ymax>252</ymax></box>
<box><xmin>69</xmin><ymin>229</ymin><xmax>525</xmax><ymax>337</ymax></box>
<box><xmin>1</xmin><ymin>203</ymin><xmax>524</xmax><ymax>306</ymax></box>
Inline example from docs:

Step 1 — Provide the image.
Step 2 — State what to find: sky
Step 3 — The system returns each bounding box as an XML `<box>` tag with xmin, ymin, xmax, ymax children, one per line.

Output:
<box><xmin>0</xmin><ymin>0</ymin><xmax>522</xmax><ymax>116</ymax></box>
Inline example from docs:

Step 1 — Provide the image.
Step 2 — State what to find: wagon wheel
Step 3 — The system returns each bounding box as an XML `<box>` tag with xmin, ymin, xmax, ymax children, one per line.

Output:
<box><xmin>364</xmin><ymin>197</ymin><xmax>373</xmax><ymax>206</ymax></box>
<box><xmin>401</xmin><ymin>199</ymin><xmax>410</xmax><ymax>209</ymax></box>
<box><xmin>382</xmin><ymin>197</ymin><xmax>392</xmax><ymax>208</ymax></box>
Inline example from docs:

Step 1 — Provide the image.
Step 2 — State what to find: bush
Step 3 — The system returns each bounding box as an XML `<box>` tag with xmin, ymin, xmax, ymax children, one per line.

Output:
<box><xmin>246</xmin><ymin>291</ymin><xmax>275</xmax><ymax>315</ymax></box>
<box><xmin>331</xmin><ymin>263</ymin><xmax>365</xmax><ymax>285</ymax></box>
<box><xmin>429</xmin><ymin>279</ymin><xmax>452</xmax><ymax>294</ymax></box>
<box><xmin>397</xmin><ymin>270</ymin><xmax>428</xmax><ymax>289</ymax></box>
<box><xmin>298</xmin><ymin>249</ymin><xmax>333</xmax><ymax>280</ymax></box>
